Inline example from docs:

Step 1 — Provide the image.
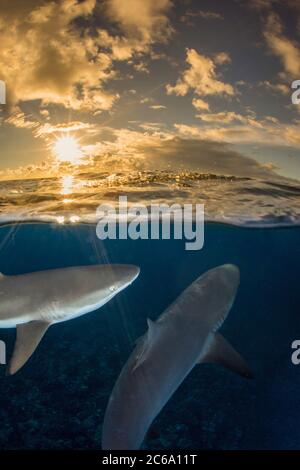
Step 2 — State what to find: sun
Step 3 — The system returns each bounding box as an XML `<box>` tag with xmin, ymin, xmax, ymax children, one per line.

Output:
<box><xmin>53</xmin><ymin>136</ymin><xmax>83</xmax><ymax>163</ymax></box>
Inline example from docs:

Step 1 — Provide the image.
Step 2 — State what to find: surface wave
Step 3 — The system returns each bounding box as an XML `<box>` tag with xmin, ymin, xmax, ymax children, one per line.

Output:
<box><xmin>0</xmin><ymin>171</ymin><xmax>299</xmax><ymax>227</ymax></box>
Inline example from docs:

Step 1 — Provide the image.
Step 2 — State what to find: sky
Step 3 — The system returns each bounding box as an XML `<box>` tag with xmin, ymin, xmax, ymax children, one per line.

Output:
<box><xmin>0</xmin><ymin>0</ymin><xmax>300</xmax><ymax>181</ymax></box>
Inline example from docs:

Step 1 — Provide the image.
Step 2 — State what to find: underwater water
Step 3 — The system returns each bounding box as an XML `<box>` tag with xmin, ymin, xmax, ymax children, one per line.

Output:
<box><xmin>0</xmin><ymin>221</ymin><xmax>299</xmax><ymax>450</ymax></box>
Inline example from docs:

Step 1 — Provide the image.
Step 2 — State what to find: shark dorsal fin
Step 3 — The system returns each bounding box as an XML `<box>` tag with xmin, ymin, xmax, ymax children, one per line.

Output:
<box><xmin>199</xmin><ymin>333</ymin><xmax>253</xmax><ymax>378</ymax></box>
<box><xmin>7</xmin><ymin>321</ymin><xmax>51</xmax><ymax>375</ymax></box>
<box><xmin>146</xmin><ymin>318</ymin><xmax>158</xmax><ymax>343</ymax></box>
<box><xmin>132</xmin><ymin>318</ymin><xmax>160</xmax><ymax>372</ymax></box>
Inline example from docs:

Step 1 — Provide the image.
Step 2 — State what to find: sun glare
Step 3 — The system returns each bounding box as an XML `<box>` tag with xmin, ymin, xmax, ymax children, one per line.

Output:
<box><xmin>54</xmin><ymin>136</ymin><xmax>83</xmax><ymax>163</ymax></box>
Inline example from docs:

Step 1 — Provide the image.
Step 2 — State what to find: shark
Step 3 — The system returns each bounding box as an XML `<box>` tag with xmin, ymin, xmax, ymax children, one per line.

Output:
<box><xmin>102</xmin><ymin>264</ymin><xmax>252</xmax><ymax>450</ymax></box>
<box><xmin>0</xmin><ymin>264</ymin><xmax>140</xmax><ymax>375</ymax></box>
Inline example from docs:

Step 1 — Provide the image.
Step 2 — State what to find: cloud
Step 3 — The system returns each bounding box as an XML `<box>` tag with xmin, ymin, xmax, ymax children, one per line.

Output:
<box><xmin>35</xmin><ymin>121</ymin><xmax>95</xmax><ymax>137</ymax></box>
<box><xmin>1</xmin><ymin>127</ymin><xmax>281</xmax><ymax>181</ymax></box>
<box><xmin>196</xmin><ymin>111</ymin><xmax>263</xmax><ymax>127</ymax></box>
<box><xmin>65</xmin><ymin>125</ymin><xmax>290</xmax><ymax>180</ymax></box>
<box><xmin>150</xmin><ymin>104</ymin><xmax>167</xmax><ymax>110</ymax></box>
<box><xmin>134</xmin><ymin>137</ymin><xmax>277</xmax><ymax>179</ymax></box>
<box><xmin>263</xmin><ymin>12</ymin><xmax>300</xmax><ymax>77</ymax></box>
<box><xmin>214</xmin><ymin>52</ymin><xmax>231</xmax><ymax>65</ymax></box>
<box><xmin>97</xmin><ymin>30</ymin><xmax>143</xmax><ymax>61</ymax></box>
<box><xmin>139</xmin><ymin>122</ymin><xmax>164</xmax><ymax>131</ymax></box>
<box><xmin>166</xmin><ymin>49</ymin><xmax>234</xmax><ymax>98</ymax></box>
<box><xmin>133</xmin><ymin>62</ymin><xmax>150</xmax><ymax>73</ymax></box>
<box><xmin>285</xmin><ymin>125</ymin><xmax>300</xmax><ymax>145</ymax></box>
<box><xmin>0</xmin><ymin>0</ymin><xmax>173</xmax><ymax>115</ymax></box>
<box><xmin>114</xmin><ymin>133</ymin><xmax>273</xmax><ymax>179</ymax></box>
<box><xmin>5</xmin><ymin>109</ymin><xmax>39</xmax><ymax>130</ymax></box>
<box><xmin>174</xmin><ymin>120</ymin><xmax>300</xmax><ymax>148</ymax></box>
<box><xmin>262</xmin><ymin>162</ymin><xmax>280</xmax><ymax>171</ymax></box>
<box><xmin>259</xmin><ymin>80</ymin><xmax>290</xmax><ymax>94</ymax></box>
<box><xmin>97</xmin><ymin>0</ymin><xmax>173</xmax><ymax>66</ymax></box>
<box><xmin>104</xmin><ymin>0</ymin><xmax>173</xmax><ymax>44</ymax></box>
<box><xmin>180</xmin><ymin>10</ymin><xmax>223</xmax><ymax>25</ymax></box>
<box><xmin>246</xmin><ymin>0</ymin><xmax>300</xmax><ymax>10</ymax></box>
<box><xmin>192</xmin><ymin>98</ymin><xmax>210</xmax><ymax>111</ymax></box>
<box><xmin>40</xmin><ymin>109</ymin><xmax>50</xmax><ymax>118</ymax></box>
<box><xmin>247</xmin><ymin>0</ymin><xmax>278</xmax><ymax>9</ymax></box>
<box><xmin>5</xmin><ymin>112</ymin><xmax>97</xmax><ymax>153</ymax></box>
<box><xmin>0</xmin><ymin>0</ymin><xmax>120</xmax><ymax>112</ymax></box>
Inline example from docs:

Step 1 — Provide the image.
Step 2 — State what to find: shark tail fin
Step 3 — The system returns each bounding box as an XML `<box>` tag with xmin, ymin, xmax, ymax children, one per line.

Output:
<box><xmin>7</xmin><ymin>321</ymin><xmax>51</xmax><ymax>375</ymax></box>
<box><xmin>199</xmin><ymin>333</ymin><xmax>253</xmax><ymax>379</ymax></box>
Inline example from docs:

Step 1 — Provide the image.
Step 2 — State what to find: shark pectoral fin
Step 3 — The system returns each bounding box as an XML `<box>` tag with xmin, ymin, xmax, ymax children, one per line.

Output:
<box><xmin>7</xmin><ymin>321</ymin><xmax>51</xmax><ymax>375</ymax></box>
<box><xmin>199</xmin><ymin>333</ymin><xmax>253</xmax><ymax>379</ymax></box>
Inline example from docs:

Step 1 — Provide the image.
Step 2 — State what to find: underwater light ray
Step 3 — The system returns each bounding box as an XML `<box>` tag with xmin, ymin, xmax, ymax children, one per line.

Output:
<box><xmin>86</xmin><ymin>223</ymin><xmax>137</xmax><ymax>350</ymax></box>
<box><xmin>66</xmin><ymin>224</ymin><xmax>136</xmax><ymax>350</ymax></box>
<box><xmin>0</xmin><ymin>223</ymin><xmax>20</xmax><ymax>255</ymax></box>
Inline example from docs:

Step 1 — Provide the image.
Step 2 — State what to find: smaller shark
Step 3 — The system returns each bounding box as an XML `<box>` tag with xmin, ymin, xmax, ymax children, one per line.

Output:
<box><xmin>102</xmin><ymin>264</ymin><xmax>252</xmax><ymax>450</ymax></box>
<box><xmin>0</xmin><ymin>264</ymin><xmax>140</xmax><ymax>375</ymax></box>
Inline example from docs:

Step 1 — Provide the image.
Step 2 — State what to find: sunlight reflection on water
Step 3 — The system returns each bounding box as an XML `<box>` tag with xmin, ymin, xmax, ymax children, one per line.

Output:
<box><xmin>0</xmin><ymin>170</ymin><xmax>299</xmax><ymax>227</ymax></box>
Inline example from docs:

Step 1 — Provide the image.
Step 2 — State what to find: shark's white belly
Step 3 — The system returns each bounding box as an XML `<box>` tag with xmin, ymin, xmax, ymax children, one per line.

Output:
<box><xmin>0</xmin><ymin>279</ymin><xmax>126</xmax><ymax>328</ymax></box>
<box><xmin>0</xmin><ymin>289</ymin><xmax>119</xmax><ymax>328</ymax></box>
<box><xmin>52</xmin><ymin>292</ymin><xmax>117</xmax><ymax>324</ymax></box>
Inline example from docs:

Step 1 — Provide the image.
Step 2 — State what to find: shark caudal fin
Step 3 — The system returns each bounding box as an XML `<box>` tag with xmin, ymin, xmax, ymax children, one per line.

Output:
<box><xmin>199</xmin><ymin>333</ymin><xmax>253</xmax><ymax>379</ymax></box>
<box><xmin>7</xmin><ymin>321</ymin><xmax>51</xmax><ymax>375</ymax></box>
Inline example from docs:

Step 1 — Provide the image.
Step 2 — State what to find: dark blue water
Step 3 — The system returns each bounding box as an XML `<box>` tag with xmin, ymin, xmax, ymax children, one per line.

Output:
<box><xmin>0</xmin><ymin>222</ymin><xmax>299</xmax><ymax>450</ymax></box>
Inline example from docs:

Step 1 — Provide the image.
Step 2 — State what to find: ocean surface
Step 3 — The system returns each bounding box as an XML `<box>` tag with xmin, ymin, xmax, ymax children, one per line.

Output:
<box><xmin>0</xmin><ymin>171</ymin><xmax>299</xmax><ymax>450</ymax></box>
<box><xmin>0</xmin><ymin>171</ymin><xmax>300</xmax><ymax>226</ymax></box>
<box><xmin>0</xmin><ymin>222</ymin><xmax>299</xmax><ymax>449</ymax></box>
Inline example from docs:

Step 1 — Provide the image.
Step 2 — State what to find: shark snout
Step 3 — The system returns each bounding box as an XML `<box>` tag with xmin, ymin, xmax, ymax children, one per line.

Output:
<box><xmin>109</xmin><ymin>264</ymin><xmax>140</xmax><ymax>287</ymax></box>
<box><xmin>84</xmin><ymin>264</ymin><xmax>140</xmax><ymax>293</ymax></box>
<box><xmin>121</xmin><ymin>265</ymin><xmax>140</xmax><ymax>285</ymax></box>
<box><xmin>220</xmin><ymin>264</ymin><xmax>240</xmax><ymax>287</ymax></box>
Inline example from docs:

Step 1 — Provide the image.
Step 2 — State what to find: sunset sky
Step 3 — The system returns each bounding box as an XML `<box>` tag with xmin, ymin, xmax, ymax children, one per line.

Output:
<box><xmin>0</xmin><ymin>0</ymin><xmax>300</xmax><ymax>181</ymax></box>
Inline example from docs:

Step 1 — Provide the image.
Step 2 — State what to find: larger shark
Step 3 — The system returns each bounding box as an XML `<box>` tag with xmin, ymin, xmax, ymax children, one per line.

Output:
<box><xmin>0</xmin><ymin>264</ymin><xmax>140</xmax><ymax>375</ymax></box>
<box><xmin>102</xmin><ymin>264</ymin><xmax>252</xmax><ymax>450</ymax></box>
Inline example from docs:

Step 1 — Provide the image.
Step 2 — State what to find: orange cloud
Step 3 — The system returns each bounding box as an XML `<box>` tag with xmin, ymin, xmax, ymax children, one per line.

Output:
<box><xmin>0</xmin><ymin>0</ymin><xmax>120</xmax><ymax>112</ymax></box>
<box><xmin>264</xmin><ymin>12</ymin><xmax>300</xmax><ymax>77</ymax></box>
<box><xmin>166</xmin><ymin>49</ymin><xmax>234</xmax><ymax>98</ymax></box>
<box><xmin>105</xmin><ymin>0</ymin><xmax>173</xmax><ymax>44</ymax></box>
